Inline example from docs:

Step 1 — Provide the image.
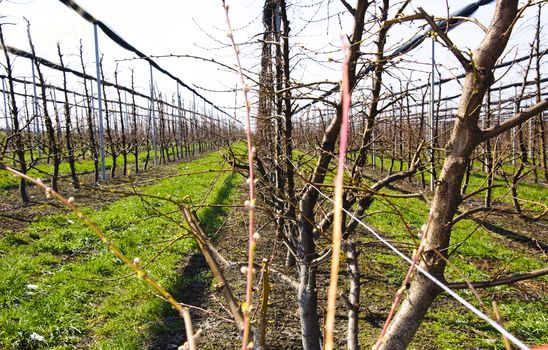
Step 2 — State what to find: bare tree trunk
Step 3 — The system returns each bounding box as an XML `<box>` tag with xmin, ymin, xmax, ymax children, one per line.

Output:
<box><xmin>130</xmin><ymin>70</ymin><xmax>139</xmax><ymax>173</ymax></box>
<box><xmin>343</xmin><ymin>239</ymin><xmax>360</xmax><ymax>350</ymax></box>
<box><xmin>484</xmin><ymin>89</ymin><xmax>493</xmax><ymax>207</ymax></box>
<box><xmin>378</xmin><ymin>2</ymin><xmax>521</xmax><ymax>348</ymax></box>
<box><xmin>0</xmin><ymin>24</ymin><xmax>29</xmax><ymax>203</ymax></box>
<box><xmin>28</xmin><ymin>25</ymin><xmax>60</xmax><ymax>192</ymax></box>
<box><xmin>295</xmin><ymin>2</ymin><xmax>369</xmax><ymax>348</ymax></box>
<box><xmin>99</xmin><ymin>60</ymin><xmax>117</xmax><ymax>178</ymax></box>
<box><xmin>534</xmin><ymin>5</ymin><xmax>547</xmax><ymax>183</ymax></box>
<box><xmin>58</xmin><ymin>44</ymin><xmax>79</xmax><ymax>189</ymax></box>
<box><xmin>280</xmin><ymin>0</ymin><xmax>297</xmax><ymax>268</ymax></box>
<box><xmin>79</xmin><ymin>42</ymin><xmax>100</xmax><ymax>183</ymax></box>
<box><xmin>114</xmin><ymin>69</ymin><xmax>128</xmax><ymax>176</ymax></box>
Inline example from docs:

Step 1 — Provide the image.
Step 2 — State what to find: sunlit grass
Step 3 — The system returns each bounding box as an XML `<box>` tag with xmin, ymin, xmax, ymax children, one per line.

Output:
<box><xmin>0</xmin><ymin>151</ymin><xmax>240</xmax><ymax>349</ymax></box>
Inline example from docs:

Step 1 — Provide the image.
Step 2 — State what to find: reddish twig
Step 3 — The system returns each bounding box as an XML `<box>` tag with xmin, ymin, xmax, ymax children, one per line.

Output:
<box><xmin>222</xmin><ymin>2</ymin><xmax>257</xmax><ymax>348</ymax></box>
<box><xmin>324</xmin><ymin>36</ymin><xmax>352</xmax><ymax>350</ymax></box>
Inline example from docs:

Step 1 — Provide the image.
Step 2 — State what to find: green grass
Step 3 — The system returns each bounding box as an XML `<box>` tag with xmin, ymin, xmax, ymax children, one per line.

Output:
<box><xmin>0</xmin><ymin>151</ymin><xmax>240</xmax><ymax>349</ymax></box>
<box><xmin>0</xmin><ymin>144</ymin><xmax>209</xmax><ymax>191</ymax></box>
<box><xmin>0</xmin><ymin>151</ymin><xmax>145</xmax><ymax>190</ymax></box>
<box><xmin>358</xmin><ymin>153</ymin><xmax>546</xmax><ymax>213</ymax></box>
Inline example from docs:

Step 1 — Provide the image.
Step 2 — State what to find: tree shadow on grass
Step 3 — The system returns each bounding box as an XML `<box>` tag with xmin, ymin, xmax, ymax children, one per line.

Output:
<box><xmin>477</xmin><ymin>219</ymin><xmax>547</xmax><ymax>252</ymax></box>
<box><xmin>147</xmin><ymin>172</ymin><xmax>239</xmax><ymax>349</ymax></box>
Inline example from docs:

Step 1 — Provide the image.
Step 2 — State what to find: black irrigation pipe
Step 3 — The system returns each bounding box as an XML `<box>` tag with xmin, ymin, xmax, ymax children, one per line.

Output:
<box><xmin>57</xmin><ymin>0</ymin><xmax>232</xmax><ymax>119</ymax></box>
<box><xmin>390</xmin><ymin>78</ymin><xmax>548</xmax><ymax>111</ymax></box>
<box><xmin>294</xmin><ymin>0</ymin><xmax>497</xmax><ymax>114</ymax></box>
<box><xmin>0</xmin><ymin>86</ymin><xmax>226</xmax><ymax>128</ymax></box>
<box><xmin>300</xmin><ymin>89</ymin><xmax>548</xmax><ymax>125</ymax></box>
<box><xmin>402</xmin><ymin>48</ymin><xmax>548</xmax><ymax>95</ymax></box>
<box><xmin>5</xmin><ymin>46</ymin><xmax>152</xmax><ymax>101</ymax></box>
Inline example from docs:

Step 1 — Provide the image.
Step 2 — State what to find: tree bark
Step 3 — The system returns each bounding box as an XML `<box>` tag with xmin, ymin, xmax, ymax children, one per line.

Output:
<box><xmin>0</xmin><ymin>24</ymin><xmax>30</xmax><ymax>203</ymax></box>
<box><xmin>343</xmin><ymin>239</ymin><xmax>360</xmax><ymax>350</ymax></box>
<box><xmin>378</xmin><ymin>1</ymin><xmax>521</xmax><ymax>348</ymax></box>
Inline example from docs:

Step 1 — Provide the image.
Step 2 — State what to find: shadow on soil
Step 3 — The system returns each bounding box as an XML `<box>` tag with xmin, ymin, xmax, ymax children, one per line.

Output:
<box><xmin>477</xmin><ymin>219</ymin><xmax>548</xmax><ymax>252</ymax></box>
<box><xmin>147</xmin><ymin>172</ymin><xmax>238</xmax><ymax>349</ymax></box>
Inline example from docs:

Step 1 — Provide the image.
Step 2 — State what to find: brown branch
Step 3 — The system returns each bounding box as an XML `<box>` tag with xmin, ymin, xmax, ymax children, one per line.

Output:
<box><xmin>446</xmin><ymin>206</ymin><xmax>511</xmax><ymax>229</ymax></box>
<box><xmin>231</xmin><ymin>262</ymin><xmax>299</xmax><ymax>291</ymax></box>
<box><xmin>417</xmin><ymin>7</ymin><xmax>471</xmax><ymax>70</ymax></box>
<box><xmin>481</xmin><ymin>98</ymin><xmax>548</xmax><ymax>141</ymax></box>
<box><xmin>447</xmin><ymin>268</ymin><xmax>548</xmax><ymax>289</ymax></box>
<box><xmin>461</xmin><ymin>184</ymin><xmax>502</xmax><ymax>201</ymax></box>
<box><xmin>339</xmin><ymin>0</ymin><xmax>356</xmax><ymax>16</ymax></box>
<box><xmin>179</xmin><ymin>205</ymin><xmax>245</xmax><ymax>331</ymax></box>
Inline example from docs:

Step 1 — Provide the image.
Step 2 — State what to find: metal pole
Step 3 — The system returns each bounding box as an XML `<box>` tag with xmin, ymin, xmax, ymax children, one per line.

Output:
<box><xmin>94</xmin><ymin>23</ymin><xmax>106</xmax><ymax>181</ymax></box>
<box><xmin>429</xmin><ymin>36</ymin><xmax>435</xmax><ymax>191</ymax></box>
<box><xmin>149</xmin><ymin>64</ymin><xmax>157</xmax><ymax>165</ymax></box>
<box><xmin>2</xmin><ymin>77</ymin><xmax>8</xmax><ymax>131</ymax></box>
<box><xmin>176</xmin><ymin>82</ymin><xmax>183</xmax><ymax>156</ymax></box>
<box><xmin>31</xmin><ymin>61</ymin><xmax>41</xmax><ymax>159</ymax></box>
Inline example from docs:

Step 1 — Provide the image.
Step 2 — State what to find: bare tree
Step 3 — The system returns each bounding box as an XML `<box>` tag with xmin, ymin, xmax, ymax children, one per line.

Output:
<box><xmin>0</xmin><ymin>23</ymin><xmax>30</xmax><ymax>203</ymax></box>
<box><xmin>378</xmin><ymin>1</ymin><xmax>548</xmax><ymax>348</ymax></box>
<box><xmin>57</xmin><ymin>43</ymin><xmax>80</xmax><ymax>189</ymax></box>
<box><xmin>27</xmin><ymin>23</ymin><xmax>61</xmax><ymax>192</ymax></box>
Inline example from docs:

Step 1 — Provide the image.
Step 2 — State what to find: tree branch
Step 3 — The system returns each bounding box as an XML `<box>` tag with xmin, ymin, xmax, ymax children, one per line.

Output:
<box><xmin>481</xmin><ymin>98</ymin><xmax>548</xmax><ymax>141</ymax></box>
<box><xmin>447</xmin><ymin>268</ymin><xmax>548</xmax><ymax>289</ymax></box>
<box><xmin>417</xmin><ymin>7</ymin><xmax>471</xmax><ymax>70</ymax></box>
<box><xmin>339</xmin><ymin>0</ymin><xmax>356</xmax><ymax>16</ymax></box>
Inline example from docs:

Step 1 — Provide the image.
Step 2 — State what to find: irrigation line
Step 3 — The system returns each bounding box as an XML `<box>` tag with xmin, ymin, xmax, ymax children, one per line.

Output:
<box><xmin>309</xmin><ymin>184</ymin><xmax>530</xmax><ymax>350</ymax></box>
<box><xmin>0</xmin><ymin>80</ymin><xmax>235</xmax><ymax>129</ymax></box>
<box><xmin>294</xmin><ymin>0</ymin><xmax>497</xmax><ymax>114</ymax></box>
<box><xmin>402</xmin><ymin>48</ymin><xmax>548</xmax><ymax>95</ymax></box>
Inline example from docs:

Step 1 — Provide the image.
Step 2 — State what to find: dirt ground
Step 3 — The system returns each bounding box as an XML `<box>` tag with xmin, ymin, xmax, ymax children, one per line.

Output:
<box><xmin>0</xmin><ymin>163</ymin><xmax>183</xmax><ymax>234</ymax></box>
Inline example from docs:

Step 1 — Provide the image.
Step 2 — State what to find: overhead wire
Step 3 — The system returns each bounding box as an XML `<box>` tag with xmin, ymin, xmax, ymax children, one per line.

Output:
<box><xmin>56</xmin><ymin>0</ymin><xmax>232</xmax><ymax>119</ymax></box>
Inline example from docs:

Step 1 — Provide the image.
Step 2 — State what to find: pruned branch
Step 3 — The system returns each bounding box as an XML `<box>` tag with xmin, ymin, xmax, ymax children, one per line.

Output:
<box><xmin>417</xmin><ymin>7</ymin><xmax>471</xmax><ymax>70</ymax></box>
<box><xmin>481</xmin><ymin>98</ymin><xmax>548</xmax><ymax>141</ymax></box>
<box><xmin>447</xmin><ymin>268</ymin><xmax>548</xmax><ymax>289</ymax></box>
<box><xmin>179</xmin><ymin>205</ymin><xmax>245</xmax><ymax>332</ymax></box>
<box><xmin>339</xmin><ymin>0</ymin><xmax>356</xmax><ymax>16</ymax></box>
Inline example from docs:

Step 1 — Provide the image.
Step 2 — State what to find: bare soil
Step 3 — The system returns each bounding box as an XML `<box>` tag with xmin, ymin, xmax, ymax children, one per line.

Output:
<box><xmin>0</xmin><ymin>163</ymin><xmax>183</xmax><ymax>234</ymax></box>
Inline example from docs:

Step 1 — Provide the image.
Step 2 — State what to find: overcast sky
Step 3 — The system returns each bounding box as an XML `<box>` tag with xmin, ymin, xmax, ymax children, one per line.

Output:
<box><xmin>1</xmin><ymin>0</ymin><xmax>545</xmax><ymax>126</ymax></box>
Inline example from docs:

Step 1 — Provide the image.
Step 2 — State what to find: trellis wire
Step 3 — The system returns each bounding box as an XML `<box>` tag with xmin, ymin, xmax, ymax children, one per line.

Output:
<box><xmin>309</xmin><ymin>182</ymin><xmax>531</xmax><ymax>350</ymax></box>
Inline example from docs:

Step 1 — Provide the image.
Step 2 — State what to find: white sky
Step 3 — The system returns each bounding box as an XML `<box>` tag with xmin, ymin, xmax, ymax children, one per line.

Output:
<box><xmin>1</xmin><ymin>0</ymin><xmax>546</xmax><ymax>127</ymax></box>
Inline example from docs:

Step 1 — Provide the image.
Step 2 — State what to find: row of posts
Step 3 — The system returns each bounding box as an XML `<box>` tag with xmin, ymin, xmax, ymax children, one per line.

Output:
<box><xmin>1</xmin><ymin>23</ymin><xmax>203</xmax><ymax>182</ymax></box>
